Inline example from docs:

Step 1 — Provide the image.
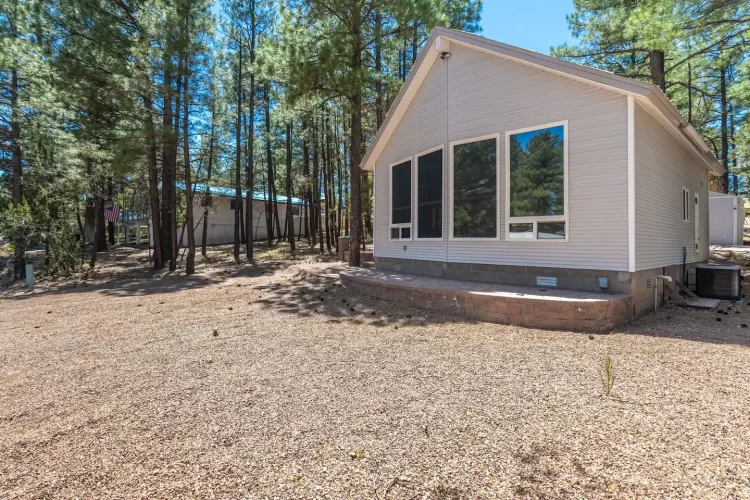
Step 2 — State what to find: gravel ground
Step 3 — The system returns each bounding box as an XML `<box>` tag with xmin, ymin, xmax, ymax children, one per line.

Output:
<box><xmin>1</xmin><ymin>247</ymin><xmax>750</xmax><ymax>498</ymax></box>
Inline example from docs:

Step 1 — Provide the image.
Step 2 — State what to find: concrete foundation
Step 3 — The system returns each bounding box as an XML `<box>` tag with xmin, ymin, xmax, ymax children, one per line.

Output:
<box><xmin>374</xmin><ymin>257</ymin><xmax>706</xmax><ymax>321</ymax></box>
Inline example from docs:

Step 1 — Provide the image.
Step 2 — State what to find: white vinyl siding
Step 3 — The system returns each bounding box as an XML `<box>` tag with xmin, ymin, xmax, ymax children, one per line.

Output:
<box><xmin>373</xmin><ymin>43</ymin><xmax>629</xmax><ymax>270</ymax></box>
<box><xmin>374</xmin><ymin>55</ymin><xmax>449</xmax><ymax>262</ymax></box>
<box><xmin>634</xmin><ymin>101</ymin><xmax>709</xmax><ymax>269</ymax></box>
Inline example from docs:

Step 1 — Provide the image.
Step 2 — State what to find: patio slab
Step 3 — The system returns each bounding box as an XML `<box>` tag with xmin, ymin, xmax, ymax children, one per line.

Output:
<box><xmin>340</xmin><ymin>268</ymin><xmax>632</xmax><ymax>332</ymax></box>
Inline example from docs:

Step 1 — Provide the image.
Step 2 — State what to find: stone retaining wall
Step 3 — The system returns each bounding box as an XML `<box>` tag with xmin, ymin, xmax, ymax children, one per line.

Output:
<box><xmin>341</xmin><ymin>271</ymin><xmax>632</xmax><ymax>333</ymax></box>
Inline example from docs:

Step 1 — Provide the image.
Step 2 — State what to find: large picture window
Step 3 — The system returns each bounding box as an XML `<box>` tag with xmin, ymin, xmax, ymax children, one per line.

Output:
<box><xmin>390</xmin><ymin>158</ymin><xmax>412</xmax><ymax>240</ymax></box>
<box><xmin>417</xmin><ymin>148</ymin><xmax>443</xmax><ymax>239</ymax></box>
<box><xmin>506</xmin><ymin>122</ymin><xmax>568</xmax><ymax>241</ymax></box>
<box><xmin>451</xmin><ymin>136</ymin><xmax>498</xmax><ymax>239</ymax></box>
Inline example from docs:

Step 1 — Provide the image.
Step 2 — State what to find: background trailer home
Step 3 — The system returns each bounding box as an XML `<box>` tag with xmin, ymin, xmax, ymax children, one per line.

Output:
<box><xmin>174</xmin><ymin>182</ymin><xmax>305</xmax><ymax>247</ymax></box>
<box><xmin>361</xmin><ymin>27</ymin><xmax>725</xmax><ymax>320</ymax></box>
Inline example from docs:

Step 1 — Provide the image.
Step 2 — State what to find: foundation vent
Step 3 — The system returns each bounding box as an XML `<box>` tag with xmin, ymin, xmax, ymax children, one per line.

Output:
<box><xmin>536</xmin><ymin>276</ymin><xmax>557</xmax><ymax>288</ymax></box>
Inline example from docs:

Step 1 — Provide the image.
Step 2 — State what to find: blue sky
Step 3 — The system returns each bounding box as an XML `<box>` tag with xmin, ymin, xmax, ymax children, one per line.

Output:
<box><xmin>480</xmin><ymin>0</ymin><xmax>577</xmax><ymax>55</ymax></box>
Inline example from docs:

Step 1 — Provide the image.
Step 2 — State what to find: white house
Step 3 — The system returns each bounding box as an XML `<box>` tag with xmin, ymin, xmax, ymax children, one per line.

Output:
<box><xmin>176</xmin><ymin>182</ymin><xmax>305</xmax><ymax>246</ymax></box>
<box><xmin>709</xmin><ymin>192</ymin><xmax>745</xmax><ymax>246</ymax></box>
<box><xmin>360</xmin><ymin>27</ymin><xmax>725</xmax><ymax>318</ymax></box>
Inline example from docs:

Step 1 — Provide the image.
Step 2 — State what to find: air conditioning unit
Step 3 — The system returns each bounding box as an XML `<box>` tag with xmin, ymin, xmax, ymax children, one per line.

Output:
<box><xmin>695</xmin><ymin>264</ymin><xmax>742</xmax><ymax>301</ymax></box>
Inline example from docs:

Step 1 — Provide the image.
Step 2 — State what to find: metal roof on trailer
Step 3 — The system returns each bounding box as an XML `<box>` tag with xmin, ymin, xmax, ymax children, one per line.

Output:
<box><xmin>175</xmin><ymin>182</ymin><xmax>305</xmax><ymax>206</ymax></box>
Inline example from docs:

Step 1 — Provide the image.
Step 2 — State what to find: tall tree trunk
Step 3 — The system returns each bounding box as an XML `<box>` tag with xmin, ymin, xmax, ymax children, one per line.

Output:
<box><xmin>144</xmin><ymin>92</ymin><xmax>163</xmax><ymax>269</ymax></box>
<box><xmin>272</xmin><ymin>153</ymin><xmax>283</xmax><ymax>242</ymax></box>
<box><xmin>10</xmin><ymin>65</ymin><xmax>24</xmax><ymax>278</ymax></box>
<box><xmin>107</xmin><ymin>180</ymin><xmax>115</xmax><ymax>245</ymax></box>
<box><xmin>245</xmin><ymin>0</ymin><xmax>256</xmax><ymax>261</ymax></box>
<box><xmin>302</xmin><ymin>123</ymin><xmax>311</xmax><ymax>243</ymax></box>
<box><xmin>234</xmin><ymin>39</ymin><xmax>242</xmax><ymax>263</ymax></box>
<box><xmin>312</xmin><ymin>121</ymin><xmax>320</xmax><ymax>249</ymax></box>
<box><xmin>412</xmin><ymin>22</ymin><xmax>418</xmax><ymax>71</ymax></box>
<box><xmin>344</xmin><ymin>138</ymin><xmax>349</xmax><ymax>236</ymax></box>
<box><xmin>10</xmin><ymin>68</ymin><xmax>22</xmax><ymax>206</ymax></box>
<box><xmin>648</xmin><ymin>50</ymin><xmax>665</xmax><ymax>92</ymax></box>
<box><xmin>182</xmin><ymin>25</ymin><xmax>196</xmax><ymax>275</ymax></box>
<box><xmin>285</xmin><ymin>122</ymin><xmax>295</xmax><ymax>250</ymax></box>
<box><xmin>244</xmin><ymin>91</ymin><xmax>254</xmax><ymax>259</ymax></box>
<box><xmin>323</xmin><ymin>113</ymin><xmax>332</xmax><ymax>252</ymax></box>
<box><xmin>202</xmin><ymin>93</ymin><xmax>216</xmax><ymax>257</ymax></box>
<box><xmin>730</xmin><ymin>104</ymin><xmax>737</xmax><ymax>195</ymax></box>
<box><xmin>720</xmin><ymin>65</ymin><xmax>729</xmax><ymax>193</ymax></box>
<box><xmin>335</xmin><ymin>111</ymin><xmax>342</xmax><ymax>244</ymax></box>
<box><xmin>171</xmin><ymin>40</ymin><xmax>184</xmax><ymax>272</ymax></box>
<box><xmin>90</xmin><ymin>197</ymin><xmax>105</xmax><ymax>268</ymax></box>
<box><xmin>264</xmin><ymin>81</ymin><xmax>275</xmax><ymax>245</ymax></box>
<box><xmin>348</xmin><ymin>18</ymin><xmax>363</xmax><ymax>266</ymax></box>
<box><xmin>161</xmin><ymin>51</ymin><xmax>174</xmax><ymax>266</ymax></box>
<box><xmin>95</xmin><ymin>196</ymin><xmax>107</xmax><ymax>251</ymax></box>
<box><xmin>374</xmin><ymin>12</ymin><xmax>384</xmax><ymax>129</ymax></box>
<box><xmin>10</xmin><ymin>65</ymin><xmax>27</xmax><ymax>278</ymax></box>
<box><xmin>318</xmin><ymin>162</ymin><xmax>324</xmax><ymax>254</ymax></box>
<box><xmin>688</xmin><ymin>62</ymin><xmax>693</xmax><ymax>125</ymax></box>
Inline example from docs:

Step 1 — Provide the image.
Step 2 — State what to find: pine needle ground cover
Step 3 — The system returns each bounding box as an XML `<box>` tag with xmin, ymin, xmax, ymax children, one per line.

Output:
<box><xmin>1</xmin><ymin>247</ymin><xmax>749</xmax><ymax>498</ymax></box>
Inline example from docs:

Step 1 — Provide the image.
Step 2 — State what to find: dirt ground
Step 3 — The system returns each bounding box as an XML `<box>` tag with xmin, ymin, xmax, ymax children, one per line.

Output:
<box><xmin>1</xmin><ymin>245</ymin><xmax>750</xmax><ymax>498</ymax></box>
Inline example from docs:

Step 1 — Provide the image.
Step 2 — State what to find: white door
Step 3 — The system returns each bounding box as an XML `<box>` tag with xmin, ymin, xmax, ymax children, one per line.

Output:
<box><xmin>694</xmin><ymin>193</ymin><xmax>700</xmax><ymax>254</ymax></box>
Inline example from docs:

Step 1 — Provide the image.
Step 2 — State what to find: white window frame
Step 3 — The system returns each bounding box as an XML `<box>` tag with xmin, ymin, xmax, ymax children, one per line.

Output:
<box><xmin>449</xmin><ymin>134</ymin><xmax>501</xmax><ymax>241</ymax></box>
<box><xmin>414</xmin><ymin>145</ymin><xmax>445</xmax><ymax>241</ymax></box>
<box><xmin>389</xmin><ymin>157</ymin><xmax>413</xmax><ymax>241</ymax></box>
<box><xmin>682</xmin><ymin>187</ymin><xmax>690</xmax><ymax>222</ymax></box>
<box><xmin>504</xmin><ymin>120</ymin><xmax>569</xmax><ymax>243</ymax></box>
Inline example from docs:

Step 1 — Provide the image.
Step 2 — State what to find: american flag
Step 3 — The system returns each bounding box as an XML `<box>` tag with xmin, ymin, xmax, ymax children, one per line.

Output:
<box><xmin>105</xmin><ymin>203</ymin><xmax>120</xmax><ymax>224</ymax></box>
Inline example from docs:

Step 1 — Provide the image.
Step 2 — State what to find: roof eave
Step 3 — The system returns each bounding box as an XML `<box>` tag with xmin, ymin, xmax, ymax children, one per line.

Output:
<box><xmin>360</xmin><ymin>26</ymin><xmax>725</xmax><ymax>177</ymax></box>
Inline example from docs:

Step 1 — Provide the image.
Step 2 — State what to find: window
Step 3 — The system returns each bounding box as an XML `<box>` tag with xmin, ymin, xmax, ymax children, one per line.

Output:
<box><xmin>506</xmin><ymin>122</ymin><xmax>568</xmax><ymax>241</ymax></box>
<box><xmin>230</xmin><ymin>198</ymin><xmax>239</xmax><ymax>210</ymax></box>
<box><xmin>508</xmin><ymin>222</ymin><xmax>533</xmax><ymax>240</ymax></box>
<box><xmin>451</xmin><ymin>136</ymin><xmax>498</xmax><ymax>239</ymax></box>
<box><xmin>390</xmin><ymin>158</ymin><xmax>412</xmax><ymax>240</ymax></box>
<box><xmin>417</xmin><ymin>147</ymin><xmax>443</xmax><ymax>239</ymax></box>
<box><xmin>682</xmin><ymin>187</ymin><xmax>690</xmax><ymax>222</ymax></box>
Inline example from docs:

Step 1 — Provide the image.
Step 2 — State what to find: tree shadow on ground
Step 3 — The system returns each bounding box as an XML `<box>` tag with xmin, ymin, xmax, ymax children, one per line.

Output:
<box><xmin>0</xmin><ymin>252</ymin><xmax>291</xmax><ymax>301</ymax></box>
<box><xmin>249</xmin><ymin>267</ymin><xmax>461</xmax><ymax>329</ymax></box>
<box><xmin>620</xmin><ymin>302</ymin><xmax>750</xmax><ymax>348</ymax></box>
<box><xmin>253</xmin><ymin>267</ymin><xmax>750</xmax><ymax>347</ymax></box>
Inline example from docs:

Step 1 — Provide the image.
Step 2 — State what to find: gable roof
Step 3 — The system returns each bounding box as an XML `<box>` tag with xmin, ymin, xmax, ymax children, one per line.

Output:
<box><xmin>361</xmin><ymin>27</ymin><xmax>724</xmax><ymax>176</ymax></box>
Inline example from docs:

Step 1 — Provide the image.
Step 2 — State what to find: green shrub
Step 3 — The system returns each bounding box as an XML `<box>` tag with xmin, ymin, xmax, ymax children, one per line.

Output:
<box><xmin>47</xmin><ymin>230</ymin><xmax>81</xmax><ymax>277</ymax></box>
<box><xmin>0</xmin><ymin>201</ymin><xmax>34</xmax><ymax>278</ymax></box>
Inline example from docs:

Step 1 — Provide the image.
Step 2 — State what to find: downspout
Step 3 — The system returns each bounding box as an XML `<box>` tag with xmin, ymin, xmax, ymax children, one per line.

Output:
<box><xmin>442</xmin><ymin>40</ymin><xmax>451</xmax><ymax>276</ymax></box>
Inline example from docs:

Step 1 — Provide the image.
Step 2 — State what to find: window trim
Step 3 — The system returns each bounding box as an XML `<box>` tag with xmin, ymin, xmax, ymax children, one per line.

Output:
<box><xmin>389</xmin><ymin>156</ymin><xmax>413</xmax><ymax>241</ymax></box>
<box><xmin>414</xmin><ymin>145</ymin><xmax>445</xmax><ymax>241</ymax></box>
<box><xmin>694</xmin><ymin>192</ymin><xmax>700</xmax><ymax>254</ymax></box>
<box><xmin>504</xmin><ymin>120</ymin><xmax>569</xmax><ymax>243</ymax></box>
<box><xmin>449</xmin><ymin>134</ymin><xmax>501</xmax><ymax>241</ymax></box>
<box><xmin>682</xmin><ymin>186</ymin><xmax>690</xmax><ymax>223</ymax></box>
